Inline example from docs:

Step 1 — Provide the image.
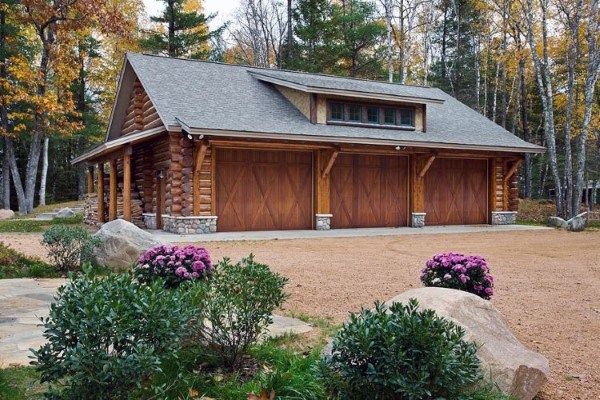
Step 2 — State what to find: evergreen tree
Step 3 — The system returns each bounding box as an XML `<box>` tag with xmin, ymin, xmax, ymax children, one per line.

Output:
<box><xmin>287</xmin><ymin>0</ymin><xmax>385</xmax><ymax>78</ymax></box>
<box><xmin>428</xmin><ymin>0</ymin><xmax>483</xmax><ymax>107</ymax></box>
<box><xmin>141</xmin><ymin>0</ymin><xmax>223</xmax><ymax>59</ymax></box>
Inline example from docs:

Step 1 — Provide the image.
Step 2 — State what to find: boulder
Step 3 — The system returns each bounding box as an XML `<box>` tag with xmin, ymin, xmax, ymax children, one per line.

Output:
<box><xmin>547</xmin><ymin>216</ymin><xmax>568</xmax><ymax>229</ymax></box>
<box><xmin>0</xmin><ymin>209</ymin><xmax>15</xmax><ymax>220</ymax></box>
<box><xmin>92</xmin><ymin>219</ymin><xmax>161</xmax><ymax>272</ymax></box>
<box><xmin>55</xmin><ymin>207</ymin><xmax>75</xmax><ymax>218</ymax></box>
<box><xmin>566</xmin><ymin>212</ymin><xmax>587</xmax><ymax>232</ymax></box>
<box><xmin>386</xmin><ymin>288</ymin><xmax>549</xmax><ymax>400</ymax></box>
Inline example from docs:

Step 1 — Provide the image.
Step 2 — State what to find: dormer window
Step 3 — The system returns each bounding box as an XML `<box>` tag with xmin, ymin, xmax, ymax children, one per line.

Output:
<box><xmin>330</xmin><ymin>102</ymin><xmax>344</xmax><ymax>121</ymax></box>
<box><xmin>327</xmin><ymin>101</ymin><xmax>415</xmax><ymax>129</ymax></box>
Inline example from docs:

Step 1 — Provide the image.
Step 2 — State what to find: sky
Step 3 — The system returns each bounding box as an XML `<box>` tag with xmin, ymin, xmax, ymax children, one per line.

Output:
<box><xmin>143</xmin><ymin>0</ymin><xmax>240</xmax><ymax>30</ymax></box>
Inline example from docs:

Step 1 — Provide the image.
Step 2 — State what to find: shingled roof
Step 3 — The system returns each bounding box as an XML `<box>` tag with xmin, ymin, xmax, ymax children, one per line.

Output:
<box><xmin>118</xmin><ymin>53</ymin><xmax>544</xmax><ymax>153</ymax></box>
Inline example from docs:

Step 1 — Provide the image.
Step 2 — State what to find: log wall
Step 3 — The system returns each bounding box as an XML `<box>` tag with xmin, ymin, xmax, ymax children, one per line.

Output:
<box><xmin>120</xmin><ymin>78</ymin><xmax>163</xmax><ymax>136</ymax></box>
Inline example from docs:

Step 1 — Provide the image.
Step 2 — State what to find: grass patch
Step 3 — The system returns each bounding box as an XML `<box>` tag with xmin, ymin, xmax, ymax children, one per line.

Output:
<box><xmin>0</xmin><ymin>215</ymin><xmax>84</xmax><ymax>233</ymax></box>
<box><xmin>0</xmin><ymin>242</ymin><xmax>57</xmax><ymax>279</ymax></box>
<box><xmin>0</xmin><ymin>366</ymin><xmax>45</xmax><ymax>400</ymax></box>
<box><xmin>142</xmin><ymin>340</ymin><xmax>327</xmax><ymax>400</ymax></box>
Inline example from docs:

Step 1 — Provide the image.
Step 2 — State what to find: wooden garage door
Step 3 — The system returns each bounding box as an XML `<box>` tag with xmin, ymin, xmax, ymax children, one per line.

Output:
<box><xmin>216</xmin><ymin>148</ymin><xmax>313</xmax><ymax>231</ymax></box>
<box><xmin>331</xmin><ymin>154</ymin><xmax>408</xmax><ymax>228</ymax></box>
<box><xmin>425</xmin><ymin>158</ymin><xmax>488</xmax><ymax>225</ymax></box>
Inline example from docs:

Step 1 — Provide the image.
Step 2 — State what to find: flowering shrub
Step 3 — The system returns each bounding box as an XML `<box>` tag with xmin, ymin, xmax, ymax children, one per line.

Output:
<box><xmin>420</xmin><ymin>252</ymin><xmax>494</xmax><ymax>299</ymax></box>
<box><xmin>134</xmin><ymin>244</ymin><xmax>212</xmax><ymax>287</ymax></box>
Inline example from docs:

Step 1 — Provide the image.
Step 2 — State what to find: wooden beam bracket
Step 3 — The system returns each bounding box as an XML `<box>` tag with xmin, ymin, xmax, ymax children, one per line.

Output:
<box><xmin>418</xmin><ymin>153</ymin><xmax>437</xmax><ymax>178</ymax></box>
<box><xmin>321</xmin><ymin>150</ymin><xmax>339</xmax><ymax>178</ymax></box>
<box><xmin>503</xmin><ymin>159</ymin><xmax>522</xmax><ymax>184</ymax></box>
<box><xmin>194</xmin><ymin>141</ymin><xmax>209</xmax><ymax>173</ymax></box>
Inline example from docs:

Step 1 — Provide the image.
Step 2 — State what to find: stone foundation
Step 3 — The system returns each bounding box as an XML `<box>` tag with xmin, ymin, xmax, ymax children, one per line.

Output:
<box><xmin>315</xmin><ymin>214</ymin><xmax>332</xmax><ymax>230</ymax></box>
<box><xmin>491</xmin><ymin>211</ymin><xmax>517</xmax><ymax>225</ymax></box>
<box><xmin>142</xmin><ymin>213</ymin><xmax>158</xmax><ymax>230</ymax></box>
<box><xmin>163</xmin><ymin>215</ymin><xmax>218</xmax><ymax>234</ymax></box>
<box><xmin>411</xmin><ymin>212</ymin><xmax>426</xmax><ymax>228</ymax></box>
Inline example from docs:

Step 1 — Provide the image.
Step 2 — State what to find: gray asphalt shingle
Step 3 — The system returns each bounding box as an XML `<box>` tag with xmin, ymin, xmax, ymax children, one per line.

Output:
<box><xmin>127</xmin><ymin>53</ymin><xmax>543</xmax><ymax>153</ymax></box>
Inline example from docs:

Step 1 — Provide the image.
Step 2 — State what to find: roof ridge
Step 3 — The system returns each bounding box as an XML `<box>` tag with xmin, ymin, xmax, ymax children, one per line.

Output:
<box><xmin>128</xmin><ymin>52</ymin><xmax>435</xmax><ymax>90</ymax></box>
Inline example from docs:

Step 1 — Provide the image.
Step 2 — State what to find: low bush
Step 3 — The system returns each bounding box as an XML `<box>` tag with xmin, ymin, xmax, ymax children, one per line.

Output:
<box><xmin>326</xmin><ymin>299</ymin><xmax>481</xmax><ymax>399</ymax></box>
<box><xmin>421</xmin><ymin>252</ymin><xmax>495</xmax><ymax>299</ymax></box>
<box><xmin>0</xmin><ymin>242</ymin><xmax>56</xmax><ymax>279</ymax></box>
<box><xmin>193</xmin><ymin>254</ymin><xmax>288</xmax><ymax>369</ymax></box>
<box><xmin>134</xmin><ymin>244</ymin><xmax>212</xmax><ymax>287</ymax></box>
<box><xmin>41</xmin><ymin>225</ymin><xmax>99</xmax><ymax>273</ymax></box>
<box><xmin>49</xmin><ymin>214</ymin><xmax>84</xmax><ymax>225</ymax></box>
<box><xmin>32</xmin><ymin>272</ymin><xmax>196</xmax><ymax>399</ymax></box>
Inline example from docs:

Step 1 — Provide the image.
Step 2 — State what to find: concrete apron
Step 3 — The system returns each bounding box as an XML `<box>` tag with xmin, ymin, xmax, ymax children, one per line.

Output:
<box><xmin>150</xmin><ymin>224</ymin><xmax>552</xmax><ymax>243</ymax></box>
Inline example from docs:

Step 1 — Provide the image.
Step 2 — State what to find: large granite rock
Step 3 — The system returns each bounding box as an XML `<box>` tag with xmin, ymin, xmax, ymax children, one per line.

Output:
<box><xmin>92</xmin><ymin>219</ymin><xmax>160</xmax><ymax>272</ymax></box>
<box><xmin>55</xmin><ymin>207</ymin><xmax>75</xmax><ymax>218</ymax></box>
<box><xmin>566</xmin><ymin>212</ymin><xmax>587</xmax><ymax>232</ymax></box>
<box><xmin>547</xmin><ymin>216</ymin><xmax>568</xmax><ymax>228</ymax></box>
<box><xmin>386</xmin><ymin>288</ymin><xmax>549</xmax><ymax>400</ymax></box>
<box><xmin>0</xmin><ymin>209</ymin><xmax>15</xmax><ymax>220</ymax></box>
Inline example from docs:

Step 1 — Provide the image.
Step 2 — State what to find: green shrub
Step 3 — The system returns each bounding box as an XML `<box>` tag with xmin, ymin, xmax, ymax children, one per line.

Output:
<box><xmin>41</xmin><ymin>225</ymin><xmax>99</xmax><ymax>272</ymax></box>
<box><xmin>193</xmin><ymin>254</ymin><xmax>288</xmax><ymax>369</ymax></box>
<box><xmin>0</xmin><ymin>242</ymin><xmax>56</xmax><ymax>279</ymax></box>
<box><xmin>326</xmin><ymin>299</ymin><xmax>481</xmax><ymax>399</ymax></box>
<box><xmin>32</xmin><ymin>272</ymin><xmax>196</xmax><ymax>400</ymax></box>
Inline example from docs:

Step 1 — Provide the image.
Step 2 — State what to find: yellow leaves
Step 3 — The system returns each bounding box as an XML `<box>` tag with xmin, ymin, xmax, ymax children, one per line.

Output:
<box><xmin>247</xmin><ymin>390</ymin><xmax>276</xmax><ymax>400</ymax></box>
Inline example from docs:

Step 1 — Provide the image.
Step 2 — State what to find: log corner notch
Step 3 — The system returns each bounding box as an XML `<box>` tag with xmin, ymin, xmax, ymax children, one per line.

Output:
<box><xmin>192</xmin><ymin>139</ymin><xmax>209</xmax><ymax>216</ymax></box>
<box><xmin>503</xmin><ymin>158</ymin><xmax>522</xmax><ymax>211</ymax></box>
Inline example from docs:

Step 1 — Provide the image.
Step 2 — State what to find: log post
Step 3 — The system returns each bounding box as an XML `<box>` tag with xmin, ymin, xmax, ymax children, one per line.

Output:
<box><xmin>193</xmin><ymin>140</ymin><xmax>208</xmax><ymax>215</ymax></box>
<box><xmin>123</xmin><ymin>146</ymin><xmax>132</xmax><ymax>221</ymax></box>
<box><xmin>97</xmin><ymin>163</ymin><xmax>105</xmax><ymax>223</ymax></box>
<box><xmin>314</xmin><ymin>149</ymin><xmax>332</xmax><ymax>214</ymax></box>
<box><xmin>109</xmin><ymin>159</ymin><xmax>118</xmax><ymax>221</ymax></box>
<box><xmin>86</xmin><ymin>166</ymin><xmax>94</xmax><ymax>194</ymax></box>
<box><xmin>410</xmin><ymin>154</ymin><xmax>425</xmax><ymax>213</ymax></box>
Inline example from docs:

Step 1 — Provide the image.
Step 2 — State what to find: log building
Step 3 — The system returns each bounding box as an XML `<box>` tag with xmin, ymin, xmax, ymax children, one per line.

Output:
<box><xmin>73</xmin><ymin>53</ymin><xmax>544</xmax><ymax>234</ymax></box>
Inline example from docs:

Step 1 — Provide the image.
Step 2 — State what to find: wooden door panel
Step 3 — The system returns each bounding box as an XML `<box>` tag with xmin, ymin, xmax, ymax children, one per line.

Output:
<box><xmin>425</xmin><ymin>158</ymin><xmax>487</xmax><ymax>225</ymax></box>
<box><xmin>216</xmin><ymin>149</ymin><xmax>312</xmax><ymax>232</ymax></box>
<box><xmin>331</xmin><ymin>154</ymin><xmax>408</xmax><ymax>228</ymax></box>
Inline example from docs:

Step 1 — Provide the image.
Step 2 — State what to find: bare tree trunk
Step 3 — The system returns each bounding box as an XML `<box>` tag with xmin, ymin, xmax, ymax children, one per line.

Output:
<box><xmin>519</xmin><ymin>55</ymin><xmax>533</xmax><ymax>198</ymax></box>
<box><xmin>572</xmin><ymin>0</ymin><xmax>600</xmax><ymax>217</ymax></box>
<box><xmin>492</xmin><ymin>60</ymin><xmax>500</xmax><ymax>122</ymax></box>
<box><xmin>2</xmin><ymin>138</ymin><xmax>10</xmax><ymax>209</ymax></box>
<box><xmin>475</xmin><ymin>34</ymin><xmax>481</xmax><ymax>112</ymax></box>
<box><xmin>386</xmin><ymin>0</ymin><xmax>393</xmax><ymax>82</ymax></box>
<box><xmin>523</xmin><ymin>0</ymin><xmax>564</xmax><ymax>216</ymax></box>
<box><xmin>500</xmin><ymin>0</ymin><xmax>508</xmax><ymax>128</ymax></box>
<box><xmin>38</xmin><ymin>136</ymin><xmax>49</xmax><ymax>207</ymax></box>
<box><xmin>5</xmin><ymin>139</ymin><xmax>27</xmax><ymax>213</ymax></box>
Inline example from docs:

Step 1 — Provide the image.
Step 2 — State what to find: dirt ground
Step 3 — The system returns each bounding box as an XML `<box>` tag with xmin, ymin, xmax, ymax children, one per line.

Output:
<box><xmin>2</xmin><ymin>229</ymin><xmax>598</xmax><ymax>399</ymax></box>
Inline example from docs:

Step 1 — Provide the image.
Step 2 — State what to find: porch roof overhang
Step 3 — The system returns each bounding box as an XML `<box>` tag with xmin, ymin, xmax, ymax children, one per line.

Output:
<box><xmin>71</xmin><ymin>126</ymin><xmax>166</xmax><ymax>165</ymax></box>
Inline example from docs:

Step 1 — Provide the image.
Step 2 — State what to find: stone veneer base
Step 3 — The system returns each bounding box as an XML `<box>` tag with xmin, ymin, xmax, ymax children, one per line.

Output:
<box><xmin>162</xmin><ymin>215</ymin><xmax>218</xmax><ymax>234</ymax></box>
<box><xmin>491</xmin><ymin>211</ymin><xmax>517</xmax><ymax>225</ymax></box>
<box><xmin>411</xmin><ymin>212</ymin><xmax>426</xmax><ymax>228</ymax></box>
<box><xmin>315</xmin><ymin>214</ymin><xmax>333</xmax><ymax>230</ymax></box>
<box><xmin>142</xmin><ymin>213</ymin><xmax>158</xmax><ymax>230</ymax></box>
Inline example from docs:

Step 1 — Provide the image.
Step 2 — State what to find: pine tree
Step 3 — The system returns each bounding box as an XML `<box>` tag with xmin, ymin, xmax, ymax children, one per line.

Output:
<box><xmin>141</xmin><ymin>0</ymin><xmax>223</xmax><ymax>59</ymax></box>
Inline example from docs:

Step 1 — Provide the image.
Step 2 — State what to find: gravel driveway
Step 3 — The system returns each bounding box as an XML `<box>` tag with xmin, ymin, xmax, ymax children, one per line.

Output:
<box><xmin>2</xmin><ymin>229</ymin><xmax>599</xmax><ymax>399</ymax></box>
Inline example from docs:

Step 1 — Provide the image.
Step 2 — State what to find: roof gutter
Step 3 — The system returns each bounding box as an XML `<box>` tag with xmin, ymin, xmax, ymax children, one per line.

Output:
<box><xmin>71</xmin><ymin>126</ymin><xmax>166</xmax><ymax>164</ymax></box>
<box><xmin>249</xmin><ymin>72</ymin><xmax>446</xmax><ymax>105</ymax></box>
<box><xmin>178</xmin><ymin>125</ymin><xmax>545</xmax><ymax>154</ymax></box>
